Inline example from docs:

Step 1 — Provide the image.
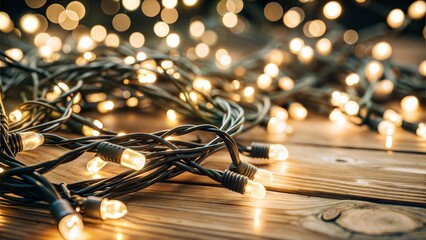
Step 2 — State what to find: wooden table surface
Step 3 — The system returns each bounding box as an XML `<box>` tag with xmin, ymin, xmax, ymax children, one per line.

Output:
<box><xmin>1</xmin><ymin>37</ymin><xmax>426</xmax><ymax>240</ymax></box>
<box><xmin>1</xmin><ymin>110</ymin><xmax>425</xmax><ymax>240</ymax></box>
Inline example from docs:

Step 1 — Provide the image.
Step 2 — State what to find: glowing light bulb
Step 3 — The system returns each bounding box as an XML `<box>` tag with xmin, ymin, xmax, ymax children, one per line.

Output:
<box><xmin>244</xmin><ymin>180</ymin><xmax>266</xmax><ymax>199</ymax></box>
<box><xmin>243</xmin><ymin>86</ymin><xmax>255</xmax><ymax>98</ymax></box>
<box><xmin>136</xmin><ymin>52</ymin><xmax>147</xmax><ymax>61</ymax></box>
<box><xmin>5</xmin><ymin>48</ymin><xmax>24</xmax><ymax>61</ymax></box>
<box><xmin>97</xmin><ymin>100</ymin><xmax>115</xmax><ymax>114</ymax></box>
<box><xmin>183</xmin><ymin>0</ymin><xmax>198</xmax><ymax>6</ymax></box>
<box><xmin>316</xmin><ymin>38</ymin><xmax>332</xmax><ymax>55</ymax></box>
<box><xmin>383</xmin><ymin>109</ymin><xmax>402</xmax><ymax>127</ymax></box>
<box><xmin>78</xmin><ymin>36</ymin><xmax>95</xmax><ymax>52</ymax></box>
<box><xmin>378</xmin><ymin>120</ymin><xmax>396</xmax><ymax>136</ymax></box>
<box><xmin>408</xmin><ymin>1</ymin><xmax>426</xmax><ymax>19</ymax></box>
<box><xmin>124</xmin><ymin>56</ymin><xmax>135</xmax><ymax>65</ymax></box>
<box><xmin>298</xmin><ymin>46</ymin><xmax>314</xmax><ymax>64</ymax></box>
<box><xmin>58</xmin><ymin>214</ymin><xmax>84</xmax><ymax>240</ymax></box>
<box><xmin>416</xmin><ymin>123</ymin><xmax>426</xmax><ymax>139</ymax></box>
<box><xmin>270</xmin><ymin>106</ymin><xmax>288</xmax><ymax>121</ymax></box>
<box><xmin>372</xmin><ymin>42</ymin><xmax>392</xmax><ymax>60</ymax></box>
<box><xmin>193</xmin><ymin>78</ymin><xmax>212</xmax><ymax>94</ymax></box>
<box><xmin>0</xmin><ymin>167</ymin><xmax>3</xmax><ymax>173</ymax></box>
<box><xmin>267</xmin><ymin>117</ymin><xmax>288</xmax><ymax>134</ymax></box>
<box><xmin>120</xmin><ymin>148</ymin><xmax>146</xmax><ymax>170</ymax></box>
<box><xmin>344</xmin><ymin>100</ymin><xmax>359</xmax><ymax>116</ymax></box>
<box><xmin>256</xmin><ymin>73</ymin><xmax>272</xmax><ymax>90</ymax></box>
<box><xmin>19</xmin><ymin>132</ymin><xmax>44</xmax><ymax>150</ymax></box>
<box><xmin>82</xmin><ymin>120</ymin><xmax>103</xmax><ymax>136</ymax></box>
<box><xmin>162</xmin><ymin>0</ymin><xmax>177</xmax><ymax>9</ymax></box>
<box><xmin>278</xmin><ymin>76</ymin><xmax>294</xmax><ymax>91</ymax></box>
<box><xmin>323</xmin><ymin>1</ymin><xmax>342</xmax><ymax>20</ymax></box>
<box><xmin>20</xmin><ymin>14</ymin><xmax>39</xmax><ymax>33</ymax></box>
<box><xmin>87</xmin><ymin>157</ymin><xmax>108</xmax><ymax>173</ymax></box>
<box><xmin>289</xmin><ymin>103</ymin><xmax>307</xmax><ymax>120</ymax></box>
<box><xmin>264</xmin><ymin>63</ymin><xmax>279</xmax><ymax>78</ymax></box>
<box><xmin>365</xmin><ymin>61</ymin><xmax>384</xmax><ymax>82</ymax></box>
<box><xmin>100</xmin><ymin>199</ymin><xmax>128</xmax><ymax>220</ymax></box>
<box><xmin>329</xmin><ymin>108</ymin><xmax>346</xmax><ymax>125</ymax></box>
<box><xmin>289</xmin><ymin>38</ymin><xmax>305</xmax><ymax>54</ymax></box>
<box><xmin>387</xmin><ymin>9</ymin><xmax>405</xmax><ymax>28</ymax></box>
<box><xmin>375</xmin><ymin>79</ymin><xmax>394</xmax><ymax>98</ymax></box>
<box><xmin>166</xmin><ymin>33</ymin><xmax>180</xmax><ymax>48</ymax></box>
<box><xmin>400</xmin><ymin>96</ymin><xmax>419</xmax><ymax>112</ymax></box>
<box><xmin>253</xmin><ymin>169</ymin><xmax>273</xmax><ymax>185</ymax></box>
<box><xmin>167</xmin><ymin>109</ymin><xmax>177</xmax><ymax>121</ymax></box>
<box><xmin>9</xmin><ymin>110</ymin><xmax>23</xmax><ymax>122</ymax></box>
<box><xmin>345</xmin><ymin>73</ymin><xmax>360</xmax><ymax>86</ymax></box>
<box><xmin>268</xmin><ymin>144</ymin><xmax>289</xmax><ymax>161</ymax></box>
<box><xmin>39</xmin><ymin>45</ymin><xmax>53</xmax><ymax>58</ymax></box>
<box><xmin>138</xmin><ymin>70</ymin><xmax>157</xmax><ymax>84</ymax></box>
<box><xmin>385</xmin><ymin>135</ymin><xmax>393</xmax><ymax>149</ymax></box>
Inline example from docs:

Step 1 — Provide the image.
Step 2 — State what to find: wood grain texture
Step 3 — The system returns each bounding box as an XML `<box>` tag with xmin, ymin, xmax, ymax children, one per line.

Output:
<box><xmin>2</xmin><ymin>183</ymin><xmax>426</xmax><ymax>240</ymax></box>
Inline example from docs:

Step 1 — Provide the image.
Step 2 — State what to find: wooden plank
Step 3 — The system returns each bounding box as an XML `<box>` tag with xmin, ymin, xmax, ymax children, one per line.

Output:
<box><xmin>1</xmin><ymin>183</ymin><xmax>426</xmax><ymax>240</ymax></box>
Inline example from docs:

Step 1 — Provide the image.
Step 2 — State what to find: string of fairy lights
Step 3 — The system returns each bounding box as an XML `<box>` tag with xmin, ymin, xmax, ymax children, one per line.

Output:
<box><xmin>1</xmin><ymin>1</ymin><xmax>425</xmax><ymax>239</ymax></box>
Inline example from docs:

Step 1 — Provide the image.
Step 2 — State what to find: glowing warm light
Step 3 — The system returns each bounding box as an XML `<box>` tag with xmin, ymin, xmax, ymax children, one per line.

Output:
<box><xmin>97</xmin><ymin>101</ymin><xmax>115</xmax><ymax>114</ymax></box>
<box><xmin>264</xmin><ymin>2</ymin><xmax>283</xmax><ymax>22</ymax></box>
<box><xmin>167</xmin><ymin>109</ymin><xmax>177</xmax><ymax>121</ymax></box>
<box><xmin>331</xmin><ymin>91</ymin><xmax>350</xmax><ymax>107</ymax></box>
<box><xmin>26</xmin><ymin>0</ymin><xmax>47</xmax><ymax>9</ymax></box>
<box><xmin>329</xmin><ymin>108</ymin><xmax>346</xmax><ymax>125</ymax></box>
<box><xmin>195</xmin><ymin>43</ymin><xmax>210</xmax><ymax>58</ymax></box>
<box><xmin>87</xmin><ymin>157</ymin><xmax>108</xmax><ymax>173</ymax></box>
<box><xmin>120</xmin><ymin>148</ymin><xmax>146</xmax><ymax>170</ymax></box>
<box><xmin>19</xmin><ymin>132</ymin><xmax>44</xmax><ymax>151</ymax></box>
<box><xmin>112</xmin><ymin>13</ymin><xmax>131</xmax><ymax>32</ymax></box>
<box><xmin>344</xmin><ymin>100</ymin><xmax>360</xmax><ymax>116</ymax></box>
<box><xmin>223</xmin><ymin>12</ymin><xmax>238</xmax><ymax>28</ymax></box>
<box><xmin>304</xmin><ymin>20</ymin><xmax>326</xmax><ymax>37</ymax></box>
<box><xmin>378</xmin><ymin>120</ymin><xmax>396</xmax><ymax>136</ymax></box>
<box><xmin>105</xmin><ymin>33</ymin><xmax>120</xmax><ymax>48</ymax></box>
<box><xmin>67</xmin><ymin>1</ymin><xmax>85</xmax><ymax>20</ymax></box>
<box><xmin>193</xmin><ymin>78</ymin><xmax>212</xmax><ymax>94</ymax></box>
<box><xmin>190</xmin><ymin>20</ymin><xmax>205</xmax><ymax>38</ymax></box>
<box><xmin>137</xmin><ymin>52</ymin><xmax>147</xmax><ymax>61</ymax></box>
<box><xmin>142</xmin><ymin>0</ymin><xmax>161</xmax><ymax>17</ymax></box>
<box><xmin>46</xmin><ymin>4</ymin><xmax>65</xmax><ymax>24</ymax></box>
<box><xmin>289</xmin><ymin>102</ymin><xmax>307</xmax><ymax>120</ymax></box>
<box><xmin>20</xmin><ymin>14</ymin><xmax>40</xmax><ymax>33</ymax></box>
<box><xmin>383</xmin><ymin>109</ymin><xmax>402</xmax><ymax>127</ymax></box>
<box><xmin>83</xmin><ymin>51</ymin><xmax>96</xmax><ymax>61</ymax></box>
<box><xmin>264</xmin><ymin>63</ymin><xmax>279</xmax><ymax>78</ymax></box>
<box><xmin>372</xmin><ymin>42</ymin><xmax>392</xmax><ymax>60</ymax></box>
<box><xmin>400</xmin><ymin>96</ymin><xmax>419</xmax><ymax>112</ymax></box>
<box><xmin>343</xmin><ymin>30</ymin><xmax>358</xmax><ymax>45</ymax></box>
<box><xmin>365</xmin><ymin>61</ymin><xmax>384</xmax><ymax>82</ymax></box>
<box><xmin>283</xmin><ymin>7</ymin><xmax>304</xmax><ymax>28</ymax></box>
<box><xmin>244</xmin><ymin>180</ymin><xmax>266</xmax><ymax>199</ymax></box>
<box><xmin>270</xmin><ymin>106</ymin><xmax>288</xmax><ymax>121</ymax></box>
<box><xmin>123</xmin><ymin>0</ymin><xmax>140</xmax><ymax>11</ymax></box>
<box><xmin>58</xmin><ymin>214</ymin><xmax>84</xmax><ymax>240</ymax></box>
<box><xmin>243</xmin><ymin>86</ymin><xmax>255</xmax><ymax>98</ymax></box>
<box><xmin>408</xmin><ymin>1</ymin><xmax>426</xmax><ymax>19</ymax></box>
<box><xmin>166</xmin><ymin>33</ymin><xmax>180</xmax><ymax>48</ymax></box>
<box><xmin>278</xmin><ymin>76</ymin><xmax>294</xmax><ymax>91</ymax></box>
<box><xmin>385</xmin><ymin>135</ymin><xmax>393</xmax><ymax>149</ymax></box>
<box><xmin>375</xmin><ymin>79</ymin><xmax>394</xmax><ymax>97</ymax></box>
<box><xmin>387</xmin><ymin>9</ymin><xmax>405</xmax><ymax>28</ymax></box>
<box><xmin>162</xmin><ymin>0</ymin><xmax>177</xmax><ymax>9</ymax></box>
<box><xmin>138</xmin><ymin>70</ymin><xmax>157</xmax><ymax>83</ymax></box>
<box><xmin>268</xmin><ymin>144</ymin><xmax>289</xmax><ymax>161</ymax></box>
<box><xmin>257</xmin><ymin>74</ymin><xmax>272</xmax><ymax>90</ymax></box>
<box><xmin>78</xmin><ymin>36</ymin><xmax>95</xmax><ymax>52</ymax></box>
<box><xmin>345</xmin><ymin>73</ymin><xmax>360</xmax><ymax>86</ymax></box>
<box><xmin>5</xmin><ymin>48</ymin><xmax>23</xmax><ymax>61</ymax></box>
<box><xmin>183</xmin><ymin>0</ymin><xmax>198</xmax><ymax>7</ymax></box>
<box><xmin>129</xmin><ymin>32</ymin><xmax>145</xmax><ymax>48</ymax></box>
<box><xmin>316</xmin><ymin>38</ymin><xmax>332</xmax><ymax>55</ymax></box>
<box><xmin>0</xmin><ymin>12</ymin><xmax>13</xmax><ymax>32</ymax></box>
<box><xmin>416</xmin><ymin>123</ymin><xmax>426</xmax><ymax>139</ymax></box>
<box><xmin>253</xmin><ymin>169</ymin><xmax>273</xmax><ymax>185</ymax></box>
<box><xmin>323</xmin><ymin>1</ymin><xmax>342</xmax><ymax>20</ymax></box>
<box><xmin>289</xmin><ymin>38</ymin><xmax>305</xmax><ymax>54</ymax></box>
<box><xmin>100</xmin><ymin>199</ymin><xmax>128</xmax><ymax>220</ymax></box>
<box><xmin>419</xmin><ymin>60</ymin><xmax>426</xmax><ymax>77</ymax></box>
<box><xmin>153</xmin><ymin>21</ymin><xmax>170</xmax><ymax>37</ymax></box>
<box><xmin>9</xmin><ymin>110</ymin><xmax>23</xmax><ymax>122</ymax></box>
<box><xmin>298</xmin><ymin>46</ymin><xmax>314</xmax><ymax>63</ymax></box>
<box><xmin>82</xmin><ymin>120</ymin><xmax>103</xmax><ymax>136</ymax></box>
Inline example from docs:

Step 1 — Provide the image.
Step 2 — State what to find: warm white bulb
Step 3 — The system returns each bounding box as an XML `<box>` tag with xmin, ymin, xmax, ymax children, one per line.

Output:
<box><xmin>329</xmin><ymin>108</ymin><xmax>346</xmax><ymax>125</ymax></box>
<box><xmin>87</xmin><ymin>157</ymin><xmax>108</xmax><ymax>174</ymax></box>
<box><xmin>97</xmin><ymin>100</ymin><xmax>115</xmax><ymax>114</ymax></box>
<box><xmin>289</xmin><ymin>38</ymin><xmax>304</xmax><ymax>54</ymax></box>
<box><xmin>372</xmin><ymin>42</ymin><xmax>392</xmax><ymax>60</ymax></box>
<box><xmin>270</xmin><ymin>106</ymin><xmax>288</xmax><ymax>121</ymax></box>
<box><xmin>100</xmin><ymin>199</ymin><xmax>128</xmax><ymax>220</ymax></box>
<box><xmin>365</xmin><ymin>61</ymin><xmax>384</xmax><ymax>82</ymax></box>
<box><xmin>289</xmin><ymin>103</ymin><xmax>308</xmax><ymax>120</ymax></box>
<box><xmin>408</xmin><ymin>1</ymin><xmax>426</xmax><ymax>19</ymax></box>
<box><xmin>264</xmin><ymin>63</ymin><xmax>279</xmax><ymax>78</ymax></box>
<box><xmin>278</xmin><ymin>76</ymin><xmax>294</xmax><ymax>91</ymax></box>
<box><xmin>244</xmin><ymin>180</ymin><xmax>266</xmax><ymax>199</ymax></box>
<box><xmin>193</xmin><ymin>78</ymin><xmax>212</xmax><ymax>94</ymax></box>
<box><xmin>344</xmin><ymin>100</ymin><xmax>359</xmax><ymax>116</ymax></box>
<box><xmin>19</xmin><ymin>132</ymin><xmax>44</xmax><ymax>150</ymax></box>
<box><xmin>253</xmin><ymin>169</ymin><xmax>273</xmax><ymax>185</ymax></box>
<box><xmin>298</xmin><ymin>46</ymin><xmax>314</xmax><ymax>64</ymax></box>
<box><xmin>9</xmin><ymin>110</ymin><xmax>23</xmax><ymax>122</ymax></box>
<box><xmin>183</xmin><ymin>0</ymin><xmax>198</xmax><ymax>6</ymax></box>
<box><xmin>400</xmin><ymin>96</ymin><xmax>419</xmax><ymax>112</ymax></box>
<box><xmin>267</xmin><ymin>117</ymin><xmax>287</xmax><ymax>134</ymax></box>
<box><xmin>256</xmin><ymin>73</ymin><xmax>272</xmax><ymax>90</ymax></box>
<box><xmin>387</xmin><ymin>9</ymin><xmax>405</xmax><ymax>28</ymax></box>
<box><xmin>58</xmin><ymin>214</ymin><xmax>84</xmax><ymax>240</ymax></box>
<box><xmin>268</xmin><ymin>144</ymin><xmax>289</xmax><ymax>161</ymax></box>
<box><xmin>378</xmin><ymin>120</ymin><xmax>396</xmax><ymax>136</ymax></box>
<box><xmin>167</xmin><ymin>109</ymin><xmax>177</xmax><ymax>121</ymax></box>
<box><xmin>323</xmin><ymin>1</ymin><xmax>342</xmax><ymax>20</ymax></box>
<box><xmin>166</xmin><ymin>33</ymin><xmax>180</xmax><ymax>48</ymax></box>
<box><xmin>345</xmin><ymin>73</ymin><xmax>360</xmax><ymax>86</ymax></box>
<box><xmin>316</xmin><ymin>38</ymin><xmax>332</xmax><ymax>56</ymax></box>
<box><xmin>383</xmin><ymin>109</ymin><xmax>402</xmax><ymax>127</ymax></box>
<box><xmin>120</xmin><ymin>148</ymin><xmax>146</xmax><ymax>170</ymax></box>
<box><xmin>416</xmin><ymin>123</ymin><xmax>426</xmax><ymax>139</ymax></box>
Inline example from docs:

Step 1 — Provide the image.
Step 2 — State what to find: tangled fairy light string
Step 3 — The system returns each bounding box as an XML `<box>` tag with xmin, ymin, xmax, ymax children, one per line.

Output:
<box><xmin>0</xmin><ymin>1</ymin><xmax>425</xmax><ymax>239</ymax></box>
